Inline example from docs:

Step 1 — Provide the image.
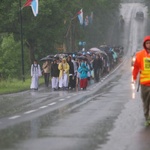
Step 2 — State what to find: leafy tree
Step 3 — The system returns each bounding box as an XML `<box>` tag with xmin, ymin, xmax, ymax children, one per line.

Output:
<box><xmin>0</xmin><ymin>0</ymin><xmax>121</xmax><ymax>79</ymax></box>
<box><xmin>0</xmin><ymin>34</ymin><xmax>30</xmax><ymax>79</ymax></box>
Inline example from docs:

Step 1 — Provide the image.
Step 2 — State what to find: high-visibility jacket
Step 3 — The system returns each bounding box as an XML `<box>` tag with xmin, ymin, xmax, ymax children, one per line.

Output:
<box><xmin>132</xmin><ymin>35</ymin><xmax>150</xmax><ymax>86</ymax></box>
<box><xmin>132</xmin><ymin>49</ymin><xmax>150</xmax><ymax>86</ymax></box>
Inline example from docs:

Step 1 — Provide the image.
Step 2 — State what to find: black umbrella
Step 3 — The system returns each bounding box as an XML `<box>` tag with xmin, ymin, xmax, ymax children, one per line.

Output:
<box><xmin>76</xmin><ymin>56</ymin><xmax>87</xmax><ymax>60</ymax></box>
<box><xmin>40</xmin><ymin>56</ymin><xmax>54</xmax><ymax>61</ymax></box>
<box><xmin>47</xmin><ymin>54</ymin><xmax>55</xmax><ymax>58</ymax></box>
<box><xmin>54</xmin><ymin>53</ymin><xmax>67</xmax><ymax>58</ymax></box>
<box><xmin>89</xmin><ymin>47</ymin><xmax>107</xmax><ymax>55</ymax></box>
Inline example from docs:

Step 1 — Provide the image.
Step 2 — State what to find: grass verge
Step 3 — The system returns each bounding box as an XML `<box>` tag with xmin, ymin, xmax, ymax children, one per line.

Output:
<box><xmin>0</xmin><ymin>77</ymin><xmax>44</xmax><ymax>95</ymax></box>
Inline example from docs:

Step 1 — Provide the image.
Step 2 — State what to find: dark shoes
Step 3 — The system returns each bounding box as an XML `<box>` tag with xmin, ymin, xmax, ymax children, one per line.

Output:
<box><xmin>53</xmin><ymin>88</ymin><xmax>58</xmax><ymax>91</ymax></box>
<box><xmin>59</xmin><ymin>87</ymin><xmax>68</xmax><ymax>91</ymax></box>
<box><xmin>64</xmin><ymin>87</ymin><xmax>68</xmax><ymax>90</ymax></box>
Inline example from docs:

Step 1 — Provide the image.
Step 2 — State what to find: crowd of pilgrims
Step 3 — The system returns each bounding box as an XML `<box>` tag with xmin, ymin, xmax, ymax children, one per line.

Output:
<box><xmin>30</xmin><ymin>45</ymin><xmax>124</xmax><ymax>90</ymax></box>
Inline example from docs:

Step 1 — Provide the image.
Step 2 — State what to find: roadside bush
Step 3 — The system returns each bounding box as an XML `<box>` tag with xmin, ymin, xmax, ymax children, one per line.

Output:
<box><xmin>0</xmin><ymin>34</ymin><xmax>30</xmax><ymax>79</ymax></box>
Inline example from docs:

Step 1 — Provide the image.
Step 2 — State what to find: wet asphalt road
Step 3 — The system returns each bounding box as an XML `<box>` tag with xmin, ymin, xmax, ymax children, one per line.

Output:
<box><xmin>0</xmin><ymin>1</ymin><xmax>150</xmax><ymax>150</ymax></box>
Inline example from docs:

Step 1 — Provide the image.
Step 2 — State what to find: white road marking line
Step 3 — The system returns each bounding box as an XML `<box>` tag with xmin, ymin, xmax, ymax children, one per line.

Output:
<box><xmin>24</xmin><ymin>110</ymin><xmax>36</xmax><ymax>114</ymax></box>
<box><xmin>66</xmin><ymin>96</ymin><xmax>71</xmax><ymax>98</ymax></box>
<box><xmin>39</xmin><ymin>106</ymin><xmax>48</xmax><ymax>109</ymax></box>
<box><xmin>9</xmin><ymin>115</ymin><xmax>21</xmax><ymax>119</ymax></box>
<box><xmin>48</xmin><ymin>102</ymin><xmax>56</xmax><ymax>106</ymax></box>
<box><xmin>59</xmin><ymin>99</ymin><xmax>65</xmax><ymax>101</ymax></box>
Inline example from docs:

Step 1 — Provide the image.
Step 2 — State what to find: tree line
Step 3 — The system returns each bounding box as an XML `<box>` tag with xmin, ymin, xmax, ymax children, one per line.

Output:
<box><xmin>0</xmin><ymin>0</ymin><xmax>122</xmax><ymax>79</ymax></box>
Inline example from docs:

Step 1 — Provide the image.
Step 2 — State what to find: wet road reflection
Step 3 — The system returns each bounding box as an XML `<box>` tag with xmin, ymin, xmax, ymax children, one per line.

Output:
<box><xmin>1</xmin><ymin>1</ymin><xmax>150</xmax><ymax>150</ymax></box>
<box><xmin>137</xmin><ymin>128</ymin><xmax>150</xmax><ymax>150</ymax></box>
<box><xmin>124</xmin><ymin>126</ymin><xmax>150</xmax><ymax>150</ymax></box>
<box><xmin>0</xmin><ymin>109</ymin><xmax>67</xmax><ymax>149</ymax></box>
<box><xmin>0</xmin><ymin>72</ymin><xmax>123</xmax><ymax>150</ymax></box>
<box><xmin>0</xmin><ymin>87</ymin><xmax>82</xmax><ymax>118</ymax></box>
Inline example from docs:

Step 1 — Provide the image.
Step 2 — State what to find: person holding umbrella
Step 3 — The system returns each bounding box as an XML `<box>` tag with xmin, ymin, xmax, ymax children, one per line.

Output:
<box><xmin>42</xmin><ymin>60</ymin><xmax>51</xmax><ymax>87</ymax></box>
<box><xmin>67</xmin><ymin>56</ymin><xmax>74</xmax><ymax>90</ymax></box>
<box><xmin>93</xmin><ymin>54</ymin><xmax>103</xmax><ymax>82</ymax></box>
<box><xmin>78</xmin><ymin>61</ymin><xmax>89</xmax><ymax>90</ymax></box>
<box><xmin>51</xmin><ymin>59</ymin><xmax>59</xmax><ymax>91</ymax></box>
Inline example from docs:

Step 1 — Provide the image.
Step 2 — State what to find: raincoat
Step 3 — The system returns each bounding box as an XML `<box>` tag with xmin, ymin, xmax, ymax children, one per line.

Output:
<box><xmin>132</xmin><ymin>36</ymin><xmax>150</xmax><ymax>86</ymax></box>
<box><xmin>58</xmin><ymin>58</ymin><xmax>70</xmax><ymax>88</ymax></box>
<box><xmin>78</xmin><ymin>62</ymin><xmax>89</xmax><ymax>79</ymax></box>
<box><xmin>132</xmin><ymin>35</ymin><xmax>150</xmax><ymax>121</ymax></box>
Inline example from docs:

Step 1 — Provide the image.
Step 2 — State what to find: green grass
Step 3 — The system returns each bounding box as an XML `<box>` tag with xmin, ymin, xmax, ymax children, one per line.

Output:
<box><xmin>0</xmin><ymin>77</ymin><xmax>44</xmax><ymax>95</ymax></box>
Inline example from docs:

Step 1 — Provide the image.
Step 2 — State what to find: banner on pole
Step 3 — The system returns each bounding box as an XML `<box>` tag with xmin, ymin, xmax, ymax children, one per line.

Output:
<box><xmin>77</xmin><ymin>9</ymin><xmax>83</xmax><ymax>25</ymax></box>
<box><xmin>23</xmin><ymin>0</ymin><xmax>38</xmax><ymax>17</ymax></box>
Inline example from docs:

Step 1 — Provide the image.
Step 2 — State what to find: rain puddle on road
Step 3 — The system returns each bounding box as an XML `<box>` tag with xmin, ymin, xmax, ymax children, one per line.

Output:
<box><xmin>0</xmin><ymin>75</ymin><xmax>122</xmax><ymax>150</ymax></box>
<box><xmin>0</xmin><ymin>108</ymin><xmax>70</xmax><ymax>150</ymax></box>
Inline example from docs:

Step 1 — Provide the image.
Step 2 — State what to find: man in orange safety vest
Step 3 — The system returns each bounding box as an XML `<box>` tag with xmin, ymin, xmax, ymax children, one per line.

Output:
<box><xmin>132</xmin><ymin>35</ymin><xmax>150</xmax><ymax>126</ymax></box>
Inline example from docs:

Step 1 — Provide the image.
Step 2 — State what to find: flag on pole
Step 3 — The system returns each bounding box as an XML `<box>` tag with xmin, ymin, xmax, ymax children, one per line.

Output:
<box><xmin>23</xmin><ymin>0</ymin><xmax>38</xmax><ymax>17</ymax></box>
<box><xmin>77</xmin><ymin>9</ymin><xmax>83</xmax><ymax>25</ymax></box>
<box><xmin>89</xmin><ymin>12</ymin><xmax>93</xmax><ymax>24</ymax></box>
<box><xmin>84</xmin><ymin>16</ymin><xmax>89</xmax><ymax>26</ymax></box>
<box><xmin>23</xmin><ymin>0</ymin><xmax>32</xmax><ymax>7</ymax></box>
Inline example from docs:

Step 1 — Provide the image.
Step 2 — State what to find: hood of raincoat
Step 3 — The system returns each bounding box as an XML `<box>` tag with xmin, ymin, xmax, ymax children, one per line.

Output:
<box><xmin>80</xmin><ymin>62</ymin><xmax>86</xmax><ymax>68</ymax></box>
<box><xmin>143</xmin><ymin>35</ymin><xmax>150</xmax><ymax>50</ymax></box>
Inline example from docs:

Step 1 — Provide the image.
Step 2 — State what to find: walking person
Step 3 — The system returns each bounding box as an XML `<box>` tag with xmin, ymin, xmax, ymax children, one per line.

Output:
<box><xmin>30</xmin><ymin>59</ymin><xmax>42</xmax><ymax>90</ymax></box>
<box><xmin>51</xmin><ymin>59</ymin><xmax>59</xmax><ymax>91</ymax></box>
<box><xmin>76</xmin><ymin>59</ymin><xmax>81</xmax><ymax>88</ymax></box>
<box><xmin>93</xmin><ymin>54</ymin><xmax>103</xmax><ymax>82</ymax></box>
<box><xmin>67</xmin><ymin>56</ymin><xmax>74</xmax><ymax>90</ymax></box>
<box><xmin>58</xmin><ymin>58</ymin><xmax>70</xmax><ymax>90</ymax></box>
<box><xmin>72</xmin><ymin>56</ymin><xmax>78</xmax><ymax>89</ymax></box>
<box><xmin>132</xmin><ymin>35</ymin><xmax>150</xmax><ymax>126</ymax></box>
<box><xmin>42</xmin><ymin>60</ymin><xmax>51</xmax><ymax>87</ymax></box>
<box><xmin>78</xmin><ymin>61</ymin><xmax>89</xmax><ymax>90</ymax></box>
<box><xmin>84</xmin><ymin>58</ymin><xmax>92</xmax><ymax>85</ymax></box>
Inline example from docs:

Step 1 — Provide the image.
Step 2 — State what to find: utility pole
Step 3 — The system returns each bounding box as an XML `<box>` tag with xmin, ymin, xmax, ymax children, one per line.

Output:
<box><xmin>19</xmin><ymin>0</ymin><xmax>25</xmax><ymax>82</ymax></box>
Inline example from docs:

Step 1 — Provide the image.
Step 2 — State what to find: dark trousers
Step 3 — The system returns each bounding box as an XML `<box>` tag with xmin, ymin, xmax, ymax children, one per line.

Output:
<box><xmin>141</xmin><ymin>85</ymin><xmax>150</xmax><ymax>120</ymax></box>
<box><xmin>72</xmin><ymin>76</ymin><xmax>76</xmax><ymax>88</ymax></box>
<box><xmin>44</xmin><ymin>73</ymin><xmax>50</xmax><ymax>87</ymax></box>
<box><xmin>94</xmin><ymin>68</ymin><xmax>100</xmax><ymax>82</ymax></box>
<box><xmin>69</xmin><ymin>76</ymin><xmax>76</xmax><ymax>89</ymax></box>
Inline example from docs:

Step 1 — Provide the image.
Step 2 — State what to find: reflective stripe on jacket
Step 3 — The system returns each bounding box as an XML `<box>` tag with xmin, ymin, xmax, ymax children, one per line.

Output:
<box><xmin>133</xmin><ymin>49</ymin><xmax>150</xmax><ymax>86</ymax></box>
